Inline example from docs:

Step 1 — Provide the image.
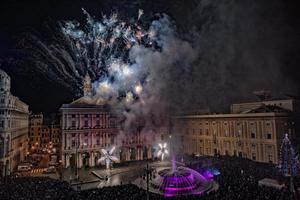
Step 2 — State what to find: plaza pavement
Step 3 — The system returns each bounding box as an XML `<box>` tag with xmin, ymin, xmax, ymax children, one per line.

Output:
<box><xmin>63</xmin><ymin>160</ymin><xmax>157</xmax><ymax>185</ymax></box>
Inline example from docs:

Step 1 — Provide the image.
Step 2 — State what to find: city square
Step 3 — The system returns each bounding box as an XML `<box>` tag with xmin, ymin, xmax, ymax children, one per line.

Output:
<box><xmin>1</xmin><ymin>0</ymin><xmax>300</xmax><ymax>199</ymax></box>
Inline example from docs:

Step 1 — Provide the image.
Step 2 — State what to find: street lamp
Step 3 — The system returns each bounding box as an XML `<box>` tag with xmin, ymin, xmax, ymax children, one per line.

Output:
<box><xmin>74</xmin><ymin>134</ymin><xmax>87</xmax><ymax>180</ymax></box>
<box><xmin>144</xmin><ymin>164</ymin><xmax>154</xmax><ymax>200</ymax></box>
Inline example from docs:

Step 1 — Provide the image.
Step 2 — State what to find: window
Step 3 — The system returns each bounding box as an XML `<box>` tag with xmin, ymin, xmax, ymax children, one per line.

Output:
<box><xmin>251</xmin><ymin>133</ymin><xmax>255</xmax><ymax>139</ymax></box>
<box><xmin>96</xmin><ymin>114</ymin><xmax>100</xmax><ymax>118</ymax></box>
<box><xmin>213</xmin><ymin>135</ymin><xmax>217</xmax><ymax>144</ymax></box>
<box><xmin>0</xmin><ymin>99</ymin><xmax>4</xmax><ymax>104</ymax></box>
<box><xmin>199</xmin><ymin>129</ymin><xmax>202</xmax><ymax>135</ymax></box>
<box><xmin>0</xmin><ymin>121</ymin><xmax>3</xmax><ymax>128</ymax></box>
<box><xmin>225</xmin><ymin>130</ymin><xmax>229</xmax><ymax>137</ymax></box>
<box><xmin>72</xmin><ymin>140</ymin><xmax>76</xmax><ymax>147</ymax></box>
<box><xmin>186</xmin><ymin>129</ymin><xmax>189</xmax><ymax>135</ymax></box>
<box><xmin>267</xmin><ymin>133</ymin><xmax>272</xmax><ymax>139</ymax></box>
<box><xmin>71</xmin><ymin>121</ymin><xmax>76</xmax><ymax>128</ymax></box>
<box><xmin>252</xmin><ymin>153</ymin><xmax>256</xmax><ymax>161</ymax></box>
<box><xmin>84</xmin><ymin>120</ymin><xmax>88</xmax><ymax>127</ymax></box>
<box><xmin>268</xmin><ymin>155</ymin><xmax>273</xmax><ymax>163</ymax></box>
<box><xmin>96</xmin><ymin>120</ymin><xmax>100</xmax><ymax>126</ymax></box>
<box><xmin>72</xmin><ymin>114</ymin><xmax>75</xmax><ymax>118</ymax></box>
<box><xmin>206</xmin><ymin>129</ymin><xmax>209</xmax><ymax>136</ymax></box>
<box><xmin>110</xmin><ymin>120</ymin><xmax>115</xmax><ymax>127</ymax></box>
<box><xmin>84</xmin><ymin>114</ymin><xmax>88</xmax><ymax>118</ymax></box>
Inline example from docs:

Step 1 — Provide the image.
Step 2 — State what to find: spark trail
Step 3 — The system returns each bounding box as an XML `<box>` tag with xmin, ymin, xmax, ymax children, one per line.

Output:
<box><xmin>18</xmin><ymin>8</ymin><xmax>197</xmax><ymax>131</ymax></box>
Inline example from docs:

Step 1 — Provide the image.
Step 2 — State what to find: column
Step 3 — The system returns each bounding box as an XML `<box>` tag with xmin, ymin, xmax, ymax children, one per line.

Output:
<box><xmin>126</xmin><ymin>149</ymin><xmax>130</xmax><ymax>161</ymax></box>
<box><xmin>147</xmin><ymin>147</ymin><xmax>151</xmax><ymax>159</ymax></box>
<box><xmin>91</xmin><ymin>132</ymin><xmax>94</xmax><ymax>148</ymax></box>
<box><xmin>65</xmin><ymin>154</ymin><xmax>70</xmax><ymax>168</ymax></box>
<box><xmin>78</xmin><ymin>153</ymin><xmax>82</xmax><ymax>168</ymax></box>
<box><xmin>66</xmin><ymin>133</ymin><xmax>70</xmax><ymax>150</ymax></box>
<box><xmin>90</xmin><ymin>152</ymin><xmax>95</xmax><ymax>167</ymax></box>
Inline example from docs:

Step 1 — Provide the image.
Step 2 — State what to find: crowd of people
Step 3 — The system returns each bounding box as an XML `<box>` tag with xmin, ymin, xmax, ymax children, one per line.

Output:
<box><xmin>0</xmin><ymin>156</ymin><xmax>296</xmax><ymax>200</ymax></box>
<box><xmin>0</xmin><ymin>176</ymin><xmax>77</xmax><ymax>199</ymax></box>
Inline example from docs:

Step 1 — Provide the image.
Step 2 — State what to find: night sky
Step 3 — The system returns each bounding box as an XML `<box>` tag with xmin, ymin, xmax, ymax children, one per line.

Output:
<box><xmin>0</xmin><ymin>0</ymin><xmax>300</xmax><ymax>114</ymax></box>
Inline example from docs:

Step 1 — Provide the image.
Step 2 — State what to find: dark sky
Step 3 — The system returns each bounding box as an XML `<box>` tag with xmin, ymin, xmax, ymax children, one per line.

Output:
<box><xmin>0</xmin><ymin>0</ymin><xmax>300</xmax><ymax>113</ymax></box>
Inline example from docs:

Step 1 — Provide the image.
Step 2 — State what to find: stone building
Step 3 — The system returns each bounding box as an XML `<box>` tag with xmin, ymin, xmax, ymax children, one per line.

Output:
<box><xmin>60</xmin><ymin>74</ymin><xmax>164</xmax><ymax>168</ymax></box>
<box><xmin>29</xmin><ymin>114</ymin><xmax>50</xmax><ymax>152</ymax></box>
<box><xmin>0</xmin><ymin>69</ymin><xmax>29</xmax><ymax>176</ymax></box>
<box><xmin>29</xmin><ymin>114</ymin><xmax>60</xmax><ymax>154</ymax></box>
<box><xmin>173</xmin><ymin>99</ymin><xmax>299</xmax><ymax>164</ymax></box>
<box><xmin>50</xmin><ymin>124</ymin><xmax>61</xmax><ymax>154</ymax></box>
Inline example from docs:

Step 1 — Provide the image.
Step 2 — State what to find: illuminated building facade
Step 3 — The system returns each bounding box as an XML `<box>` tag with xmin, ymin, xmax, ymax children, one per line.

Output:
<box><xmin>60</xmin><ymin>74</ymin><xmax>164</xmax><ymax>168</ymax></box>
<box><xmin>0</xmin><ymin>69</ymin><xmax>29</xmax><ymax>176</ymax></box>
<box><xmin>29</xmin><ymin>114</ymin><xmax>60</xmax><ymax>154</ymax></box>
<box><xmin>173</xmin><ymin>99</ymin><xmax>299</xmax><ymax>164</ymax></box>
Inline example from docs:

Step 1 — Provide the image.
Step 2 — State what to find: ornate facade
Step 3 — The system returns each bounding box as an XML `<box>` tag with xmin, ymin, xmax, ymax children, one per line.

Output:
<box><xmin>173</xmin><ymin>99</ymin><xmax>298</xmax><ymax>164</ymax></box>
<box><xmin>61</xmin><ymin>74</ymin><xmax>164</xmax><ymax>168</ymax></box>
<box><xmin>0</xmin><ymin>69</ymin><xmax>29</xmax><ymax>176</ymax></box>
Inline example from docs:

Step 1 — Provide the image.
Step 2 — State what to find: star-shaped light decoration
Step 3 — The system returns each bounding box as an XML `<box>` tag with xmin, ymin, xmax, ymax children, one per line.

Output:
<box><xmin>98</xmin><ymin>146</ymin><xmax>119</xmax><ymax>169</ymax></box>
<box><xmin>157</xmin><ymin>142</ymin><xmax>168</xmax><ymax>161</ymax></box>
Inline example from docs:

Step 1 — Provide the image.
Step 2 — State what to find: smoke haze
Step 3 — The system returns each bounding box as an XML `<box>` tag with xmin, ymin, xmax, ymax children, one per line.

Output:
<box><xmin>0</xmin><ymin>0</ymin><xmax>299</xmax><ymax>114</ymax></box>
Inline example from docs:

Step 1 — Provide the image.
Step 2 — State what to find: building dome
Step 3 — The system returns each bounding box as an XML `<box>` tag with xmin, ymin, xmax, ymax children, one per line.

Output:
<box><xmin>0</xmin><ymin>69</ymin><xmax>11</xmax><ymax>94</ymax></box>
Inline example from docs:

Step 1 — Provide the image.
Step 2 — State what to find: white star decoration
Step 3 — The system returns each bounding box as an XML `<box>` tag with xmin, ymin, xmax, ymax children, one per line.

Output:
<box><xmin>157</xmin><ymin>143</ymin><xmax>168</xmax><ymax>161</ymax></box>
<box><xmin>98</xmin><ymin>146</ymin><xmax>119</xmax><ymax>169</ymax></box>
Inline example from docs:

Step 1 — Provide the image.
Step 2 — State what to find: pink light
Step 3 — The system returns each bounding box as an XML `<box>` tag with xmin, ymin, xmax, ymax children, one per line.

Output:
<box><xmin>164</xmin><ymin>186</ymin><xmax>195</xmax><ymax>191</ymax></box>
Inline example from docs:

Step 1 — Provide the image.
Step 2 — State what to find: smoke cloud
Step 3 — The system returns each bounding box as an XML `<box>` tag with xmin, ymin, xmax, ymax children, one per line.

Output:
<box><xmin>1</xmin><ymin>0</ymin><xmax>299</xmax><ymax>117</ymax></box>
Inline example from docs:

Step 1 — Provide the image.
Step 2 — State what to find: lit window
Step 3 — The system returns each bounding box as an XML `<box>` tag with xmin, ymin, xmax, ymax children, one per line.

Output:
<box><xmin>71</xmin><ymin>121</ymin><xmax>76</xmax><ymax>128</ymax></box>
<box><xmin>252</xmin><ymin>153</ymin><xmax>256</xmax><ymax>160</ymax></box>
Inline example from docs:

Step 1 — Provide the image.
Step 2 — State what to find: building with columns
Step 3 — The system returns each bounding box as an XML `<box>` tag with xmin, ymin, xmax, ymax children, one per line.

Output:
<box><xmin>173</xmin><ymin>99</ymin><xmax>299</xmax><ymax>164</ymax></box>
<box><xmin>0</xmin><ymin>69</ymin><xmax>29</xmax><ymax>176</ymax></box>
<box><xmin>61</xmin><ymin>74</ymin><xmax>165</xmax><ymax>168</ymax></box>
